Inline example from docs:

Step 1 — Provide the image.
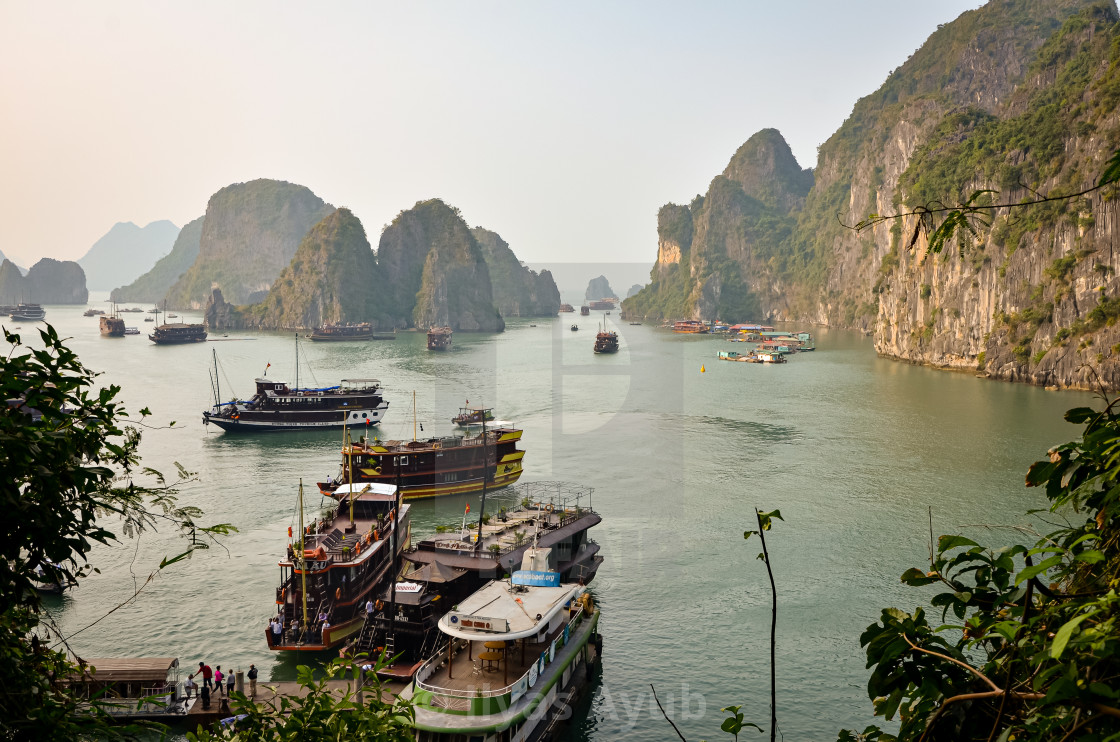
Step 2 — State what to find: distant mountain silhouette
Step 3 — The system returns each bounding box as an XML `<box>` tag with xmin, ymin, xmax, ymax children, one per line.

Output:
<box><xmin>78</xmin><ymin>221</ymin><xmax>180</xmax><ymax>290</ymax></box>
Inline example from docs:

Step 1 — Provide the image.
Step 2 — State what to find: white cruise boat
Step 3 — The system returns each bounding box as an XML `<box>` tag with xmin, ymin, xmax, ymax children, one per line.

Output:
<box><xmin>403</xmin><ymin>549</ymin><xmax>602</xmax><ymax>742</ymax></box>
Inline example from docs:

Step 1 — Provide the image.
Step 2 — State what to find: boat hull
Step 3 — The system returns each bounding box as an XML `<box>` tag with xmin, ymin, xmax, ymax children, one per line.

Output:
<box><xmin>319</xmin><ymin>468</ymin><xmax>523</xmax><ymax>500</ymax></box>
<box><xmin>205</xmin><ymin>404</ymin><xmax>388</xmax><ymax>432</ymax></box>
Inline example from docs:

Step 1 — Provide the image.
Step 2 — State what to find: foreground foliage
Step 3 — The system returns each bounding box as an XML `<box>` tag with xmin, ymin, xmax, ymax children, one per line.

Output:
<box><xmin>187</xmin><ymin>653</ymin><xmax>414</xmax><ymax>742</ymax></box>
<box><xmin>0</xmin><ymin>325</ymin><xmax>233</xmax><ymax>740</ymax></box>
<box><xmin>840</xmin><ymin>401</ymin><xmax>1120</xmax><ymax>741</ymax></box>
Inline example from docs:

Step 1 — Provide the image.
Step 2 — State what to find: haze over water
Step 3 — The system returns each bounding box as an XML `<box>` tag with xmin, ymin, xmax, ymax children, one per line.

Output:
<box><xmin>29</xmin><ymin>296</ymin><xmax>1090</xmax><ymax>740</ymax></box>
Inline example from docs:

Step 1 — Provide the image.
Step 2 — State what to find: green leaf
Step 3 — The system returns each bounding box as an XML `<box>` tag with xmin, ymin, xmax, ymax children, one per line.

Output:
<box><xmin>1015</xmin><ymin>554</ymin><xmax>1063</xmax><ymax>584</ymax></box>
<box><xmin>937</xmin><ymin>534</ymin><xmax>978</xmax><ymax>552</ymax></box>
<box><xmin>1051</xmin><ymin>610</ymin><xmax>1096</xmax><ymax>659</ymax></box>
<box><xmin>1098</xmin><ymin>148</ymin><xmax>1120</xmax><ymax>187</ymax></box>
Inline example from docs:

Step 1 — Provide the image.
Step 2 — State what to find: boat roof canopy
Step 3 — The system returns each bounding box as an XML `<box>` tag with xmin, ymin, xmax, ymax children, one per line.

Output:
<box><xmin>332</xmin><ymin>482</ymin><xmax>398</xmax><ymax>500</ymax></box>
<box><xmin>437</xmin><ymin>580</ymin><xmax>583</xmax><ymax>641</ymax></box>
<box><xmin>342</xmin><ymin>378</ymin><xmax>381</xmax><ymax>385</ymax></box>
<box><xmin>72</xmin><ymin>657</ymin><xmax>178</xmax><ymax>683</ymax></box>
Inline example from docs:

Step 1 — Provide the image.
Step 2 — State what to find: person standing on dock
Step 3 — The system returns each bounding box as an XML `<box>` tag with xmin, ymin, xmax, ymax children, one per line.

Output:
<box><xmin>184</xmin><ymin>674</ymin><xmax>196</xmax><ymax>699</ymax></box>
<box><xmin>247</xmin><ymin>664</ymin><xmax>258</xmax><ymax>697</ymax></box>
<box><xmin>226</xmin><ymin>670</ymin><xmax>235</xmax><ymax>697</ymax></box>
<box><xmin>213</xmin><ymin>666</ymin><xmax>224</xmax><ymax>697</ymax></box>
<box><xmin>196</xmin><ymin>661</ymin><xmax>213</xmax><ymax>691</ymax></box>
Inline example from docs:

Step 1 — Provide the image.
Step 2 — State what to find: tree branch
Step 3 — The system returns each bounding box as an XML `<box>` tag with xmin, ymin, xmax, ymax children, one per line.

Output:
<box><xmin>650</xmin><ymin>684</ymin><xmax>688</xmax><ymax>742</ymax></box>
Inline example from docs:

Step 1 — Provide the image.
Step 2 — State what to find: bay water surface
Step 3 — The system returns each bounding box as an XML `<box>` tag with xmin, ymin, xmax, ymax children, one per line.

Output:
<box><xmin>24</xmin><ymin>299</ymin><xmax>1095</xmax><ymax>740</ymax></box>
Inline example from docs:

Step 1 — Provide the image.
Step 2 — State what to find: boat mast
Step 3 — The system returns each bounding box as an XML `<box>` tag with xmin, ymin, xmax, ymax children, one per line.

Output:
<box><xmin>294</xmin><ymin>334</ymin><xmax>299</xmax><ymax>390</ymax></box>
<box><xmin>412</xmin><ymin>391</ymin><xmax>417</xmax><ymax>442</ymax></box>
<box><xmin>347</xmin><ymin>426</ymin><xmax>354</xmax><ymax>525</ymax></box>
<box><xmin>298</xmin><ymin>479</ymin><xmax>309</xmax><ymax>640</ymax></box>
<box><xmin>476</xmin><ymin>415</ymin><xmax>488</xmax><ymax>543</ymax></box>
<box><xmin>213</xmin><ymin>349</ymin><xmax>221</xmax><ymax>408</ymax></box>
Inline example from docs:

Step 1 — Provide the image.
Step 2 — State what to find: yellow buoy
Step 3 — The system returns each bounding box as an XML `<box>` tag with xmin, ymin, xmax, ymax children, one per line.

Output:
<box><xmin>700</xmin><ymin>365</ymin><xmax>706</xmax><ymax>373</ymax></box>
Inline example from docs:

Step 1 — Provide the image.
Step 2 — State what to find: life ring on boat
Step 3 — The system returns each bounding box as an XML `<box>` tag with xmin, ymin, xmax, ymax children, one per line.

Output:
<box><xmin>373</xmin><ymin>530</ymin><xmax>379</xmax><ymax>541</ymax></box>
<box><xmin>335</xmin><ymin>587</ymin><xmax>342</xmax><ymax>600</ymax></box>
<box><xmin>433</xmin><ymin>441</ymin><xmax>441</xmax><ymax>449</ymax></box>
<box><xmin>364</xmin><ymin>532</ymin><xmax>372</xmax><ymax>545</ymax></box>
<box><xmin>376</xmin><ymin>600</ymin><xmax>383</xmax><ymax>611</ymax></box>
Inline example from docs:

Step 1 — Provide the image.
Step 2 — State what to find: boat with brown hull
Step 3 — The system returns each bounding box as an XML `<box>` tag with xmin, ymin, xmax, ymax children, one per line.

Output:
<box><xmin>593</xmin><ymin>330</ymin><xmax>618</xmax><ymax>354</ymax></box>
<box><xmin>267</xmin><ymin>481</ymin><xmax>411</xmax><ymax>652</ymax></box>
<box><xmin>317</xmin><ymin>426</ymin><xmax>525</xmax><ymax>500</ymax></box>
<box><xmin>310</xmin><ymin>322</ymin><xmax>375</xmax><ymax>342</ymax></box>
<box><xmin>427</xmin><ymin>326</ymin><xmax>452</xmax><ymax>351</ymax></box>
<box><xmin>99</xmin><ymin>314</ymin><xmax>125</xmax><ymax>337</ymax></box>
<box><xmin>149</xmin><ymin>323</ymin><xmax>206</xmax><ymax>344</ymax></box>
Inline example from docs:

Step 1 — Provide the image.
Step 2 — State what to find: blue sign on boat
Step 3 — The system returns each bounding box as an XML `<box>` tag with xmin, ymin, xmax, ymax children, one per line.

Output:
<box><xmin>512</xmin><ymin>570</ymin><xmax>561</xmax><ymax>587</ymax></box>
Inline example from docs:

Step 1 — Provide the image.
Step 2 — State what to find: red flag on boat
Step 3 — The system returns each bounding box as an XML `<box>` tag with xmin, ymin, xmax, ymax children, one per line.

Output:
<box><xmin>465</xmin><ymin>504</ymin><xmax>470</xmax><ymax>513</ymax></box>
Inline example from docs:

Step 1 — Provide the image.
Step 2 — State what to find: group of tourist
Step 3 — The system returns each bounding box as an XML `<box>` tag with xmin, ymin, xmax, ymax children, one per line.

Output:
<box><xmin>183</xmin><ymin>661</ymin><xmax>259</xmax><ymax>708</ymax></box>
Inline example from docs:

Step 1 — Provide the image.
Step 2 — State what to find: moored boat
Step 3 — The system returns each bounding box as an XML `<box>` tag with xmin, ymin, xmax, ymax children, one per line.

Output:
<box><xmin>452</xmin><ymin>404</ymin><xmax>494</xmax><ymax>427</ymax></box>
<box><xmin>83</xmin><ymin>308</ymin><xmax>105</xmax><ymax>317</ymax></box>
<box><xmin>318</xmin><ymin>425</ymin><xmax>525</xmax><ymax>500</ymax></box>
<box><xmin>310</xmin><ymin>322</ymin><xmax>375</xmax><ymax>342</ymax></box>
<box><xmin>267</xmin><ymin>481</ymin><xmax>410</xmax><ymax>652</ymax></box>
<box><xmin>673</xmin><ymin>320</ymin><xmax>709</xmax><ymax>334</ymax></box>
<box><xmin>405</xmin><ymin>552</ymin><xmax>601</xmax><ymax>742</ymax></box>
<box><xmin>558</xmin><ymin>304</ymin><xmax>575</xmax><ymax>313</ymax></box>
<box><xmin>148</xmin><ymin>323</ymin><xmax>206</xmax><ymax>344</ymax></box>
<box><xmin>427</xmin><ymin>326</ymin><xmax>452</xmax><ymax>351</ymax></box>
<box><xmin>580</xmin><ymin>306</ymin><xmax>590</xmax><ymax>316</ymax></box>
<box><xmin>570</xmin><ymin>324</ymin><xmax>578</xmax><ymax>332</ymax></box>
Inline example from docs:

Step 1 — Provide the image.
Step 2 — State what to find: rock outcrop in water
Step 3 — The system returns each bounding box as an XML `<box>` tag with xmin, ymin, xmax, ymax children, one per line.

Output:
<box><xmin>112</xmin><ymin>217</ymin><xmax>203</xmax><ymax>304</ymax></box>
<box><xmin>232</xmin><ymin>208</ymin><xmax>382</xmax><ymax>330</ymax></box>
<box><xmin>624</xmin><ymin>0</ymin><xmax>1120</xmax><ymax>390</ymax></box>
<box><xmin>0</xmin><ymin>258</ymin><xmax>88</xmax><ymax>304</ymax></box>
<box><xmin>164</xmin><ymin>180</ymin><xmax>333</xmax><ymax>309</ymax></box>
<box><xmin>79</xmin><ymin>220</ymin><xmax>179</xmax><ymax>291</ymax></box>
<box><xmin>471</xmin><ymin>227</ymin><xmax>560</xmax><ymax>317</ymax></box>
<box><xmin>378</xmin><ymin>199</ymin><xmax>503</xmax><ymax>332</ymax></box>
<box><xmin>585</xmin><ymin>275</ymin><xmax>617</xmax><ymax>301</ymax></box>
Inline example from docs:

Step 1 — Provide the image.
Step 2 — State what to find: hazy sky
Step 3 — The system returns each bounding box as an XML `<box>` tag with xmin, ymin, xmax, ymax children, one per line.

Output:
<box><xmin>0</xmin><ymin>1</ymin><xmax>985</xmax><ymax>269</ymax></box>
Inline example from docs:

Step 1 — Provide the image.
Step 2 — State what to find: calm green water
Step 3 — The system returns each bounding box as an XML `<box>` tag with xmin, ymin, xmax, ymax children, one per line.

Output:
<box><xmin>23</xmin><ymin>300</ymin><xmax>1093</xmax><ymax>740</ymax></box>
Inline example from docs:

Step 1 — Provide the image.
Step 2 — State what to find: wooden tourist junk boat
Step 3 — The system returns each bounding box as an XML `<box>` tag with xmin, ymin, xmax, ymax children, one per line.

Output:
<box><xmin>672</xmin><ymin>320</ymin><xmax>709</xmax><ymax>334</ymax></box>
<box><xmin>404</xmin><ymin>552</ymin><xmax>602</xmax><ymax>742</ymax></box>
<box><xmin>558</xmin><ymin>303</ymin><xmax>574</xmax><ymax>313</ymax></box>
<box><xmin>317</xmin><ymin>424</ymin><xmax>525</xmax><ymax>500</ymax></box>
<box><xmin>267</xmin><ymin>480</ymin><xmax>411</xmax><ymax>652</ymax></box>
<box><xmin>593</xmin><ymin>328</ymin><xmax>619</xmax><ymax>354</ymax></box>
<box><xmin>149</xmin><ymin>322</ymin><xmax>206</xmax><ymax>344</ymax></box>
<box><xmin>9</xmin><ymin>303</ymin><xmax>46</xmax><ymax>321</ymax></box>
<box><xmin>99</xmin><ymin>314</ymin><xmax>125</xmax><ymax>337</ymax></box>
<box><xmin>427</xmin><ymin>326</ymin><xmax>453</xmax><ymax>351</ymax></box>
<box><xmin>579</xmin><ymin>306</ymin><xmax>590</xmax><ymax>316</ymax></box>
<box><xmin>310</xmin><ymin>322</ymin><xmax>374</xmax><ymax>342</ymax></box>
<box><xmin>587</xmin><ymin>299</ymin><xmax>616</xmax><ymax>310</ymax></box>
<box><xmin>349</xmin><ymin>481</ymin><xmax>602</xmax><ymax>684</ymax></box>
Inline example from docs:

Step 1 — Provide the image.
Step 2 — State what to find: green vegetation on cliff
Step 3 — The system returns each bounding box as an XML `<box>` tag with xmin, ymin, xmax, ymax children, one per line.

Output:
<box><xmin>378</xmin><ymin>200</ymin><xmax>503</xmax><ymax>332</ymax></box>
<box><xmin>472</xmin><ymin>227</ymin><xmax>560</xmax><ymax>317</ymax></box>
<box><xmin>164</xmin><ymin>180</ymin><xmax>332</xmax><ymax>308</ymax></box>
<box><xmin>241</xmin><ymin>208</ymin><xmax>381</xmax><ymax>329</ymax></box>
<box><xmin>111</xmin><ymin>216</ymin><xmax>203</xmax><ymax>304</ymax></box>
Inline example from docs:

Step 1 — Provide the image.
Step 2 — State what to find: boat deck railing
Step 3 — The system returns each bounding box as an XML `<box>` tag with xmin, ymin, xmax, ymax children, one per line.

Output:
<box><xmin>414</xmin><ymin>606</ymin><xmax>587</xmax><ymax>701</ymax></box>
<box><xmin>419</xmin><ymin>505</ymin><xmax>595</xmax><ymax>559</ymax></box>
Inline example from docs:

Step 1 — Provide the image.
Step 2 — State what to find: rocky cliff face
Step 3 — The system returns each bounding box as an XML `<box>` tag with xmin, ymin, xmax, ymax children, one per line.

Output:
<box><xmin>378</xmin><ymin>200</ymin><xmax>504</xmax><ymax>332</ymax></box>
<box><xmin>626</xmin><ymin>0</ymin><xmax>1120</xmax><ymax>390</ymax></box>
<box><xmin>112</xmin><ymin>216</ymin><xmax>203</xmax><ymax>303</ymax></box>
<box><xmin>585</xmin><ymin>275</ymin><xmax>617</xmax><ymax>301</ymax></box>
<box><xmin>232</xmin><ymin>208</ymin><xmax>381</xmax><ymax>330</ymax></box>
<box><xmin>0</xmin><ymin>259</ymin><xmax>89</xmax><ymax>304</ymax></box>
<box><xmin>78</xmin><ymin>220</ymin><xmax>179</xmax><ymax>291</ymax></box>
<box><xmin>471</xmin><ymin>227</ymin><xmax>560</xmax><ymax>317</ymax></box>
<box><xmin>164</xmin><ymin>180</ymin><xmax>333</xmax><ymax>308</ymax></box>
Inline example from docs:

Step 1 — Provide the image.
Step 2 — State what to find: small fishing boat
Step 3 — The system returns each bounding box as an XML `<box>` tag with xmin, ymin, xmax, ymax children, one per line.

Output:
<box><xmin>570</xmin><ymin>324</ymin><xmax>579</xmax><ymax>332</ymax></box>
<box><xmin>452</xmin><ymin>404</ymin><xmax>494</xmax><ymax>427</ymax></box>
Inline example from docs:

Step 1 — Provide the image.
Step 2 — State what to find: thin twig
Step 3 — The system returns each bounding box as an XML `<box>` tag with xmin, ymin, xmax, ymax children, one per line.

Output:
<box><xmin>756</xmin><ymin>508</ymin><xmax>778</xmax><ymax>742</ymax></box>
<box><xmin>902</xmin><ymin>634</ymin><xmax>1001</xmax><ymax>692</ymax></box>
<box><xmin>650</xmin><ymin>684</ymin><xmax>688</xmax><ymax>742</ymax></box>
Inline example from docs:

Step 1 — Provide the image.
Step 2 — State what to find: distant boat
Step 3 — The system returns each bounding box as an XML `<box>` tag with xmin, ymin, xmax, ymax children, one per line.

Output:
<box><xmin>167</xmin><ymin>313</ymin><xmax>178</xmax><ymax>319</ymax></box>
<box><xmin>83</xmin><ymin>308</ymin><xmax>105</xmax><ymax>317</ymax></box>
<box><xmin>593</xmin><ymin>328</ymin><xmax>619</xmax><ymax>354</ymax></box>
<box><xmin>310</xmin><ymin>322</ymin><xmax>374</xmax><ymax>342</ymax></box>
<box><xmin>673</xmin><ymin>320</ymin><xmax>709</xmax><ymax>334</ymax></box>
<box><xmin>427</xmin><ymin>326</ymin><xmax>452</xmax><ymax>351</ymax></box>
<box><xmin>558</xmin><ymin>304</ymin><xmax>575</xmax><ymax>313</ymax></box>
<box><xmin>10</xmin><ymin>303</ymin><xmax>45</xmax><ymax>322</ymax></box>
<box><xmin>570</xmin><ymin>324</ymin><xmax>579</xmax><ymax>332</ymax></box>
<box><xmin>149</xmin><ymin>323</ymin><xmax>207</xmax><ymax>344</ymax></box>
<box><xmin>123</xmin><ymin>327</ymin><xmax>140</xmax><ymax>335</ymax></box>
<box><xmin>99</xmin><ymin>315</ymin><xmax>125</xmax><ymax>337</ymax></box>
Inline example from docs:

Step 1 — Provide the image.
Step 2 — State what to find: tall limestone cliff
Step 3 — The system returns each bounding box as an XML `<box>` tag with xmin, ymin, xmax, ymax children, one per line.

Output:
<box><xmin>626</xmin><ymin>0</ymin><xmax>1120</xmax><ymax>390</ymax></box>
<box><xmin>471</xmin><ymin>227</ymin><xmax>560</xmax><ymax>317</ymax></box>
<box><xmin>0</xmin><ymin>259</ymin><xmax>88</xmax><ymax>304</ymax></box>
<box><xmin>232</xmin><ymin>208</ymin><xmax>381</xmax><ymax>330</ymax></box>
<box><xmin>164</xmin><ymin>180</ymin><xmax>333</xmax><ymax>309</ymax></box>
<box><xmin>585</xmin><ymin>275</ymin><xmax>618</xmax><ymax>301</ymax></box>
<box><xmin>78</xmin><ymin>220</ymin><xmax>179</xmax><ymax>291</ymax></box>
<box><xmin>378</xmin><ymin>200</ymin><xmax>504</xmax><ymax>332</ymax></box>
<box><xmin>112</xmin><ymin>217</ymin><xmax>203</xmax><ymax>303</ymax></box>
